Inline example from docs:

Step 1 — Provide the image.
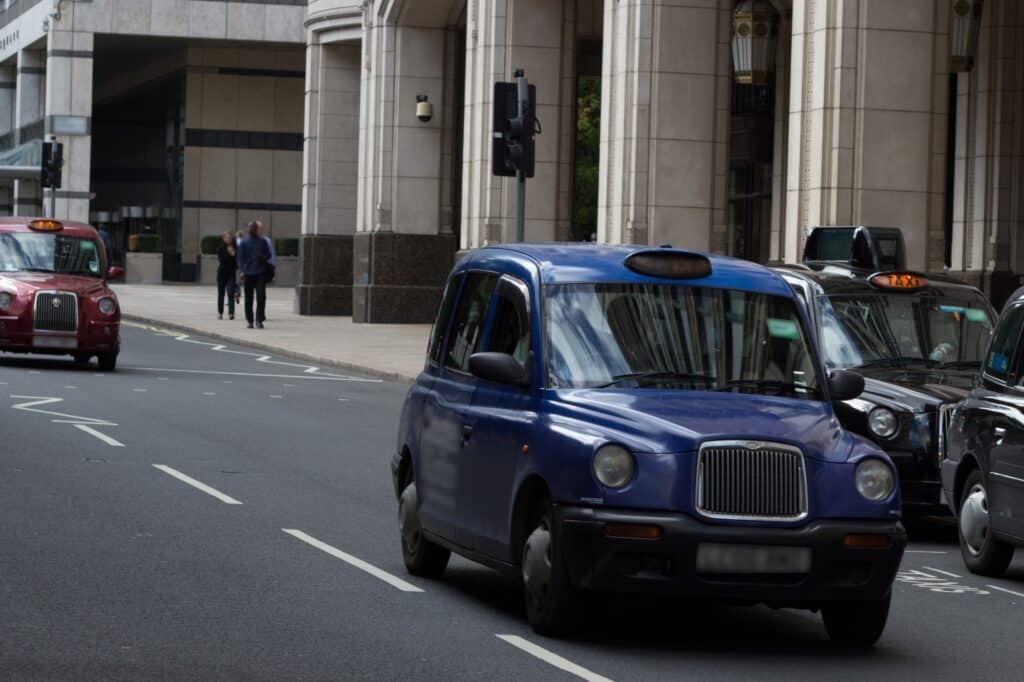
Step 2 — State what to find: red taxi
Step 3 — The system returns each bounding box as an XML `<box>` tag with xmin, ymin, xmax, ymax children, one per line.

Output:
<box><xmin>0</xmin><ymin>218</ymin><xmax>123</xmax><ymax>370</ymax></box>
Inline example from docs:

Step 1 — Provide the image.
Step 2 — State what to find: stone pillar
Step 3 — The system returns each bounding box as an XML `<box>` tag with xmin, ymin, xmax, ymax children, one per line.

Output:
<box><xmin>45</xmin><ymin>28</ymin><xmax>94</xmax><ymax>222</ymax></box>
<box><xmin>768</xmin><ymin>8</ymin><xmax>792</xmax><ymax>263</ymax></box>
<box><xmin>0</xmin><ymin>66</ymin><xmax>15</xmax><ymax>216</ymax></box>
<box><xmin>597</xmin><ymin>0</ymin><xmax>731</xmax><ymax>251</ymax></box>
<box><xmin>14</xmin><ymin>49</ymin><xmax>44</xmax><ymax>216</ymax></box>
<box><xmin>355</xmin><ymin>8</ymin><xmax>457</xmax><ymax>323</ymax></box>
<box><xmin>297</xmin><ymin>38</ymin><xmax>361</xmax><ymax>315</ymax></box>
<box><xmin>783</xmin><ymin>0</ymin><xmax>947</xmax><ymax>270</ymax></box>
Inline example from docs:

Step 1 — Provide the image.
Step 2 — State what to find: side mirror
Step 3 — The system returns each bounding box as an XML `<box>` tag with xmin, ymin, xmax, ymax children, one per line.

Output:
<box><xmin>107</xmin><ymin>266</ymin><xmax>125</xmax><ymax>280</ymax></box>
<box><xmin>828</xmin><ymin>369</ymin><xmax>864</xmax><ymax>402</ymax></box>
<box><xmin>469</xmin><ymin>352</ymin><xmax>529</xmax><ymax>387</ymax></box>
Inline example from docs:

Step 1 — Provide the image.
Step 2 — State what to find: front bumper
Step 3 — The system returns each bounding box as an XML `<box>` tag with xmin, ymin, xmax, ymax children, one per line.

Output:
<box><xmin>557</xmin><ymin>505</ymin><xmax>906</xmax><ymax>606</ymax></box>
<box><xmin>0</xmin><ymin>320</ymin><xmax>119</xmax><ymax>354</ymax></box>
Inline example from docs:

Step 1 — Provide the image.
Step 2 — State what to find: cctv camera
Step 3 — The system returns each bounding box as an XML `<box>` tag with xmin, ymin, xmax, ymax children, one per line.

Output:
<box><xmin>416</xmin><ymin>95</ymin><xmax>433</xmax><ymax>123</ymax></box>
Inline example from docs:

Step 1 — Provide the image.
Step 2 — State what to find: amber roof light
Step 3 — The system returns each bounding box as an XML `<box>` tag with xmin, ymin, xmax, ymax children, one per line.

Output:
<box><xmin>28</xmin><ymin>219</ymin><xmax>63</xmax><ymax>232</ymax></box>
<box><xmin>869</xmin><ymin>272</ymin><xmax>928</xmax><ymax>291</ymax></box>
<box><xmin>625</xmin><ymin>250</ymin><xmax>712</xmax><ymax>279</ymax></box>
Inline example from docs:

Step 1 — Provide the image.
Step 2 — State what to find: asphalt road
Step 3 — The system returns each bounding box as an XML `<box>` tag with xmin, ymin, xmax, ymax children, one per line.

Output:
<box><xmin>1</xmin><ymin>324</ymin><xmax>1023</xmax><ymax>681</ymax></box>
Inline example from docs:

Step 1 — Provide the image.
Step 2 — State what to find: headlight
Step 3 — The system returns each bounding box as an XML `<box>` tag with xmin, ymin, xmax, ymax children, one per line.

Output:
<box><xmin>0</xmin><ymin>292</ymin><xmax>10</xmax><ymax>309</ymax></box>
<box><xmin>593</xmin><ymin>444</ymin><xmax>635</xmax><ymax>489</ymax></box>
<box><xmin>98</xmin><ymin>297</ymin><xmax>117</xmax><ymax>315</ymax></box>
<box><xmin>868</xmin><ymin>407</ymin><xmax>898</xmax><ymax>439</ymax></box>
<box><xmin>855</xmin><ymin>459</ymin><xmax>895</xmax><ymax>501</ymax></box>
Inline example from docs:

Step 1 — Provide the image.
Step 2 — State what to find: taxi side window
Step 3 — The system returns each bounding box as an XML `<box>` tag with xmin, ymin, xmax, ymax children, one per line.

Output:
<box><xmin>445</xmin><ymin>272</ymin><xmax>498</xmax><ymax>373</ymax></box>
<box><xmin>486</xmin><ymin>277</ymin><xmax>531</xmax><ymax>366</ymax></box>
<box><xmin>427</xmin><ymin>273</ymin><xmax>463</xmax><ymax>365</ymax></box>
<box><xmin>986</xmin><ymin>304</ymin><xmax>1024</xmax><ymax>382</ymax></box>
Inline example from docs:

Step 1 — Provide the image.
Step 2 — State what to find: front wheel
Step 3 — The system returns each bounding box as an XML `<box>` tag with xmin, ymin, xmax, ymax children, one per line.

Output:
<box><xmin>97</xmin><ymin>348</ymin><xmax>118</xmax><ymax>372</ymax></box>
<box><xmin>522</xmin><ymin>501</ymin><xmax>579</xmax><ymax>636</ymax></box>
<box><xmin>398</xmin><ymin>483</ymin><xmax>450</xmax><ymax>578</ymax></box>
<box><xmin>959</xmin><ymin>469</ymin><xmax>1014</xmax><ymax>577</ymax></box>
<box><xmin>821</xmin><ymin>594</ymin><xmax>891</xmax><ymax>648</ymax></box>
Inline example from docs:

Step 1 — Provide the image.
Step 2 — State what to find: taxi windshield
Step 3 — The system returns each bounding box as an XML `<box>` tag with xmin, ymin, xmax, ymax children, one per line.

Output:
<box><xmin>818</xmin><ymin>291</ymin><xmax>993</xmax><ymax>371</ymax></box>
<box><xmin>545</xmin><ymin>283</ymin><xmax>821</xmax><ymax>399</ymax></box>
<box><xmin>0</xmin><ymin>232</ymin><xmax>102</xmax><ymax>277</ymax></box>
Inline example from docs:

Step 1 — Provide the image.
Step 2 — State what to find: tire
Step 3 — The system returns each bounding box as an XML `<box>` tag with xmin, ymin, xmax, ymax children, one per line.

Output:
<box><xmin>72</xmin><ymin>353</ymin><xmax>91</xmax><ymax>366</ymax></box>
<box><xmin>522</xmin><ymin>500</ymin><xmax>579</xmax><ymax>637</ymax></box>
<box><xmin>97</xmin><ymin>348</ymin><xmax>118</xmax><ymax>372</ymax></box>
<box><xmin>958</xmin><ymin>468</ymin><xmax>1014</xmax><ymax>577</ymax></box>
<box><xmin>821</xmin><ymin>594</ymin><xmax>891</xmax><ymax>648</ymax></box>
<box><xmin>398</xmin><ymin>482</ymin><xmax>450</xmax><ymax>578</ymax></box>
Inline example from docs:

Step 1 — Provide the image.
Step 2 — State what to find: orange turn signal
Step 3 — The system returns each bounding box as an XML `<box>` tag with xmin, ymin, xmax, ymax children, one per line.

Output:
<box><xmin>603</xmin><ymin>523</ymin><xmax>663</xmax><ymax>540</ymax></box>
<box><xmin>28</xmin><ymin>219</ymin><xmax>63</xmax><ymax>232</ymax></box>
<box><xmin>843</xmin><ymin>533</ymin><xmax>892</xmax><ymax>549</ymax></box>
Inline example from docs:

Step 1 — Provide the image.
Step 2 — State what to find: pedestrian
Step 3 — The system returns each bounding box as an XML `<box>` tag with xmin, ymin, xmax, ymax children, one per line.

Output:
<box><xmin>216</xmin><ymin>230</ymin><xmax>237</xmax><ymax>320</ymax></box>
<box><xmin>257</xmin><ymin>220</ymin><xmax>277</xmax><ymax>283</ymax></box>
<box><xmin>236</xmin><ymin>220</ymin><xmax>271</xmax><ymax>329</ymax></box>
<box><xmin>234</xmin><ymin>229</ymin><xmax>245</xmax><ymax>305</ymax></box>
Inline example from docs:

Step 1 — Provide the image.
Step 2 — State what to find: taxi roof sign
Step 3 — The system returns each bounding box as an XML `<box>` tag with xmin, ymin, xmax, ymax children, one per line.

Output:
<box><xmin>624</xmin><ymin>250</ymin><xmax>712</xmax><ymax>279</ymax></box>
<box><xmin>869</xmin><ymin>272</ymin><xmax>929</xmax><ymax>291</ymax></box>
<box><xmin>27</xmin><ymin>219</ymin><xmax>63</xmax><ymax>232</ymax></box>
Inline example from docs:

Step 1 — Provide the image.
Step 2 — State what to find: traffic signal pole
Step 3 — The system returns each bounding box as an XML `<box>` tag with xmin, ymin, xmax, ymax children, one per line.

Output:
<box><xmin>493</xmin><ymin>69</ymin><xmax>537</xmax><ymax>244</ymax></box>
<box><xmin>514</xmin><ymin>70</ymin><xmax>529</xmax><ymax>243</ymax></box>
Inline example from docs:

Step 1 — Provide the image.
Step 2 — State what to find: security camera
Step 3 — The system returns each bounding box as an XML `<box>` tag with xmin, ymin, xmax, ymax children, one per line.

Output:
<box><xmin>416</xmin><ymin>95</ymin><xmax>433</xmax><ymax>123</ymax></box>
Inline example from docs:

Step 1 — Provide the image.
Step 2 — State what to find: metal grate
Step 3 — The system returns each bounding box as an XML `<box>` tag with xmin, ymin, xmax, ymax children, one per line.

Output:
<box><xmin>33</xmin><ymin>291</ymin><xmax>78</xmax><ymax>333</ymax></box>
<box><xmin>697</xmin><ymin>441</ymin><xmax>808</xmax><ymax>521</ymax></box>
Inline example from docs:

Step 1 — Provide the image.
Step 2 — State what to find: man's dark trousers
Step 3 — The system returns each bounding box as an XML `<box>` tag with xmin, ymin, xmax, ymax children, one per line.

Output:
<box><xmin>243</xmin><ymin>273</ymin><xmax>267</xmax><ymax>324</ymax></box>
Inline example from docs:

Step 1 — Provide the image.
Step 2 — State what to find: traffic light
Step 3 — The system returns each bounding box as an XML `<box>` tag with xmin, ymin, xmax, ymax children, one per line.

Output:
<box><xmin>492</xmin><ymin>77</ymin><xmax>537</xmax><ymax>178</ymax></box>
<box><xmin>41</xmin><ymin>140</ymin><xmax>63</xmax><ymax>189</ymax></box>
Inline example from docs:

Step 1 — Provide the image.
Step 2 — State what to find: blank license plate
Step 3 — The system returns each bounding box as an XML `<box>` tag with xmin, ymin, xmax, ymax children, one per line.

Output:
<box><xmin>33</xmin><ymin>336</ymin><xmax>77</xmax><ymax>350</ymax></box>
<box><xmin>696</xmin><ymin>543</ymin><xmax>812</xmax><ymax>574</ymax></box>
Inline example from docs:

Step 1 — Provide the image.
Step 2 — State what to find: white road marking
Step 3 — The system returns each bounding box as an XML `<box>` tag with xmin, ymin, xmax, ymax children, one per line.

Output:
<box><xmin>128</xmin><ymin>367</ymin><xmax>379</xmax><ymax>383</ymax></box>
<box><xmin>987</xmin><ymin>584</ymin><xmax>1024</xmax><ymax>599</ymax></box>
<box><xmin>283</xmin><ymin>383</ymin><xmax>296</xmax><ymax>387</ymax></box>
<box><xmin>897</xmin><ymin>569</ymin><xmax>990</xmax><ymax>595</ymax></box>
<box><xmin>202</xmin><ymin>392</ymin><xmax>216</xmax><ymax>396</ymax></box>
<box><xmin>74</xmin><ymin>424</ymin><xmax>125</xmax><ymax>447</ymax></box>
<box><xmin>270</xmin><ymin>395</ymin><xmax>283</xmax><ymax>399</ymax></box>
<box><xmin>11</xmin><ymin>396</ymin><xmax>116</xmax><ymax>425</ymax></box>
<box><xmin>925</xmin><ymin>566</ymin><xmax>962</xmax><ymax>579</ymax></box>
<box><xmin>29</xmin><ymin>371</ymin><xmax>39</xmax><ymax>375</ymax></box>
<box><xmin>64</xmin><ymin>385</ymin><xmax>77</xmax><ymax>389</ymax></box>
<box><xmin>282</xmin><ymin>529</ymin><xmax>423</xmax><ymax>593</ymax></box>
<box><xmin>905</xmin><ymin>550</ymin><xmax>947</xmax><ymax>554</ymax></box>
<box><xmin>157</xmin><ymin>377</ymin><xmax>169</xmax><ymax>381</ymax></box>
<box><xmin>496</xmin><ymin>635</ymin><xmax>614</xmax><ymax>682</ymax></box>
<box><xmin>152</xmin><ymin>464</ymin><xmax>243</xmax><ymax>505</ymax></box>
<box><xmin>133</xmin><ymin>388</ymin><xmax>147</xmax><ymax>392</ymax></box>
<box><xmin>337</xmin><ymin>398</ymin><xmax>350</xmax><ymax>402</ymax></box>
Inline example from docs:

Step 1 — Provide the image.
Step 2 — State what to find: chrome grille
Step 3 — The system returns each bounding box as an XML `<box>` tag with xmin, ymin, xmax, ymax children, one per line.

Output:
<box><xmin>936</xmin><ymin>403</ymin><xmax>955</xmax><ymax>462</ymax></box>
<box><xmin>696</xmin><ymin>441</ymin><xmax>807</xmax><ymax>521</ymax></box>
<box><xmin>33</xmin><ymin>291</ymin><xmax>78</xmax><ymax>333</ymax></box>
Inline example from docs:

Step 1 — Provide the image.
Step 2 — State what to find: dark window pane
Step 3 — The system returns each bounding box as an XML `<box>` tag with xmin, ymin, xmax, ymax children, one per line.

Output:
<box><xmin>445</xmin><ymin>272</ymin><xmax>498</xmax><ymax>373</ymax></box>
<box><xmin>427</xmin><ymin>274</ymin><xmax>462</xmax><ymax>365</ymax></box>
<box><xmin>487</xmin><ymin>278</ymin><xmax>531</xmax><ymax>365</ymax></box>
<box><xmin>988</xmin><ymin>304</ymin><xmax>1024</xmax><ymax>380</ymax></box>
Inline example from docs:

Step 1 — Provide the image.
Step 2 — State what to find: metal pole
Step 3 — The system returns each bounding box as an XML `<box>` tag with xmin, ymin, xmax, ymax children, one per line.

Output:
<box><xmin>514</xmin><ymin>70</ymin><xmax>528</xmax><ymax>243</ymax></box>
<box><xmin>49</xmin><ymin>187</ymin><xmax>56</xmax><ymax>218</ymax></box>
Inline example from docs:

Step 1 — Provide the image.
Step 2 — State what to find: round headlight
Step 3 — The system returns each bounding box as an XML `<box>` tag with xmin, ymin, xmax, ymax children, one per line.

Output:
<box><xmin>593</xmin><ymin>445</ymin><xmax>635</xmax><ymax>489</ymax></box>
<box><xmin>868</xmin><ymin>407</ymin><xmax>898</xmax><ymax>439</ymax></box>
<box><xmin>0</xmin><ymin>292</ymin><xmax>10</xmax><ymax>309</ymax></box>
<box><xmin>855</xmin><ymin>459</ymin><xmax>895</xmax><ymax>501</ymax></box>
<box><xmin>98</xmin><ymin>298</ymin><xmax>116</xmax><ymax>315</ymax></box>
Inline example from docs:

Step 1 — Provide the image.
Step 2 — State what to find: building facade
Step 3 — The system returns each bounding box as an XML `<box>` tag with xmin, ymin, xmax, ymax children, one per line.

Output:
<box><xmin>302</xmin><ymin>0</ymin><xmax>1024</xmax><ymax>323</ymax></box>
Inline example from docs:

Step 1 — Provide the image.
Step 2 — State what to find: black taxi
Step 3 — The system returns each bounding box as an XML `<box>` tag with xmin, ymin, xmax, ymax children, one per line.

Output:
<box><xmin>775</xmin><ymin>227</ymin><xmax>995</xmax><ymax>514</ymax></box>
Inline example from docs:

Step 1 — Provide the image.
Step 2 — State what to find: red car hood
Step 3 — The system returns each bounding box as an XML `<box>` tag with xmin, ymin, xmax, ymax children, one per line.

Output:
<box><xmin>0</xmin><ymin>272</ymin><xmax>108</xmax><ymax>296</ymax></box>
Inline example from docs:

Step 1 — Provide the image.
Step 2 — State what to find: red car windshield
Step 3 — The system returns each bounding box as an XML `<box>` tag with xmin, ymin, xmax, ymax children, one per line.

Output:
<box><xmin>0</xmin><ymin>232</ymin><xmax>102</xmax><ymax>277</ymax></box>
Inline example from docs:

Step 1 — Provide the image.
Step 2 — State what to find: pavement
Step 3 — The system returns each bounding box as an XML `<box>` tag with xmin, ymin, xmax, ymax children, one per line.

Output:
<box><xmin>2</xmin><ymin>325</ymin><xmax>1024</xmax><ymax>680</ymax></box>
<box><xmin>111</xmin><ymin>284</ymin><xmax>431</xmax><ymax>383</ymax></box>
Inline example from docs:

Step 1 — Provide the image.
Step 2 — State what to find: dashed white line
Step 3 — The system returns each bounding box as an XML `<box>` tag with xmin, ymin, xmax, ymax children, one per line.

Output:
<box><xmin>152</xmin><ymin>464</ymin><xmax>243</xmax><ymax>505</ymax></box>
<box><xmin>133</xmin><ymin>388</ymin><xmax>147</xmax><ymax>392</ymax></box>
<box><xmin>74</xmin><ymin>424</ymin><xmax>125</xmax><ymax>447</ymax></box>
<box><xmin>282</xmin><ymin>529</ymin><xmax>423</xmax><ymax>593</ymax></box>
<box><xmin>203</xmin><ymin>392</ymin><xmax>216</xmax><ymax>396</ymax></box>
<box><xmin>128</xmin><ymin>367</ymin><xmax>379</xmax><ymax>383</ymax></box>
<box><xmin>496</xmin><ymin>635</ymin><xmax>614</xmax><ymax>682</ymax></box>
<box><xmin>64</xmin><ymin>385</ymin><xmax>77</xmax><ymax>389</ymax></box>
<box><xmin>925</xmin><ymin>566</ymin><xmax>962</xmax><ymax>579</ymax></box>
<box><xmin>283</xmin><ymin>383</ymin><xmax>296</xmax><ymax>388</ymax></box>
<box><xmin>270</xmin><ymin>395</ymin><xmax>283</xmax><ymax>399</ymax></box>
<box><xmin>987</xmin><ymin>584</ymin><xmax>1024</xmax><ymax>599</ymax></box>
<box><xmin>905</xmin><ymin>550</ymin><xmax>947</xmax><ymax>554</ymax></box>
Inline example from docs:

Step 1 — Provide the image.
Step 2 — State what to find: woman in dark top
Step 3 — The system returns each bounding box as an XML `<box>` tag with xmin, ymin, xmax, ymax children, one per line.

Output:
<box><xmin>216</xmin><ymin>230</ymin><xmax>238</xmax><ymax>320</ymax></box>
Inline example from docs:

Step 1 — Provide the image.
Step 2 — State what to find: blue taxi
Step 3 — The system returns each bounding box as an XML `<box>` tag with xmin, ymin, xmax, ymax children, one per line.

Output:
<box><xmin>393</xmin><ymin>244</ymin><xmax>906</xmax><ymax>647</ymax></box>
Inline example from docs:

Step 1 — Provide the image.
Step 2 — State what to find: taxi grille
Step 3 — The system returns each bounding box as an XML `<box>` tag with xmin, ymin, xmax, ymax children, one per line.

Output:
<box><xmin>33</xmin><ymin>292</ymin><xmax>78</xmax><ymax>333</ymax></box>
<box><xmin>696</xmin><ymin>442</ymin><xmax>807</xmax><ymax>520</ymax></box>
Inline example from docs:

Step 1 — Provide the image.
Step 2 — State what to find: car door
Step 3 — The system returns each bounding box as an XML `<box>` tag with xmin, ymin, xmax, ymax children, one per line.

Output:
<box><xmin>972</xmin><ymin>302</ymin><xmax>1024</xmax><ymax>538</ymax></box>
<box><xmin>456</xmin><ymin>274</ymin><xmax>540</xmax><ymax>562</ymax></box>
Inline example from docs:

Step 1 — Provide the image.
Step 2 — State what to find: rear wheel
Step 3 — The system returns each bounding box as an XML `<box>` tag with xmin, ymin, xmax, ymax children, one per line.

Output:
<box><xmin>959</xmin><ymin>469</ymin><xmax>1014</xmax><ymax>577</ymax></box>
<box><xmin>97</xmin><ymin>348</ymin><xmax>118</xmax><ymax>372</ymax></box>
<box><xmin>821</xmin><ymin>594</ymin><xmax>891</xmax><ymax>648</ymax></box>
<box><xmin>522</xmin><ymin>500</ymin><xmax>579</xmax><ymax>636</ymax></box>
<box><xmin>398</xmin><ymin>482</ymin><xmax>450</xmax><ymax>578</ymax></box>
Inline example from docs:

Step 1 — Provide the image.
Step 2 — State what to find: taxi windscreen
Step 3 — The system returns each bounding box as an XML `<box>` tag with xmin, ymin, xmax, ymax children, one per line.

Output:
<box><xmin>545</xmin><ymin>283</ymin><xmax>821</xmax><ymax>399</ymax></box>
<box><xmin>0</xmin><ymin>232</ymin><xmax>102</xmax><ymax>277</ymax></box>
<box><xmin>818</xmin><ymin>291</ymin><xmax>993</xmax><ymax>371</ymax></box>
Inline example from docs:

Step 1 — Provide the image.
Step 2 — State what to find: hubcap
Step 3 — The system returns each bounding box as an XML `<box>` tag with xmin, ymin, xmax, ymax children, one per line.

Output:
<box><xmin>522</xmin><ymin>521</ymin><xmax>552</xmax><ymax>610</ymax></box>
<box><xmin>961</xmin><ymin>482</ymin><xmax>990</xmax><ymax>557</ymax></box>
<box><xmin>399</xmin><ymin>491</ymin><xmax>421</xmax><ymax>555</ymax></box>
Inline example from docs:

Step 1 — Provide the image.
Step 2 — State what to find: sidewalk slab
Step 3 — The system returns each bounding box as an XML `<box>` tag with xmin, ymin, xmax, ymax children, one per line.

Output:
<box><xmin>112</xmin><ymin>285</ymin><xmax>430</xmax><ymax>383</ymax></box>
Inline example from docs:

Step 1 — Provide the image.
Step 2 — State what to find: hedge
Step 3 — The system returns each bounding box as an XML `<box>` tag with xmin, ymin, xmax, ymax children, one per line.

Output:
<box><xmin>200</xmin><ymin>235</ymin><xmax>223</xmax><ymax>255</ymax></box>
<box><xmin>128</xmin><ymin>233</ymin><xmax>160</xmax><ymax>253</ymax></box>
<box><xmin>275</xmin><ymin>238</ymin><xmax>299</xmax><ymax>257</ymax></box>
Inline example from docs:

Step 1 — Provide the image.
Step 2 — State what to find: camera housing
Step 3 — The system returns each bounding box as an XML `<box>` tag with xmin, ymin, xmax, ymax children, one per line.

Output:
<box><xmin>416</xmin><ymin>95</ymin><xmax>433</xmax><ymax>123</ymax></box>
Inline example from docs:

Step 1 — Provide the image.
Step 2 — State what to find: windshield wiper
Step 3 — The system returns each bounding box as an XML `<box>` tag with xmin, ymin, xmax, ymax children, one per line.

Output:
<box><xmin>715</xmin><ymin>379</ymin><xmax>815</xmax><ymax>395</ymax></box>
<box><xmin>597</xmin><ymin>371</ymin><xmax>716</xmax><ymax>388</ymax></box>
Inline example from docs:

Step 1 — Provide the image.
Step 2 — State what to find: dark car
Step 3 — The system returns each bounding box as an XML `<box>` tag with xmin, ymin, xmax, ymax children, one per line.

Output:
<box><xmin>393</xmin><ymin>243</ymin><xmax>906</xmax><ymax>647</ymax></box>
<box><xmin>775</xmin><ymin>227</ymin><xmax>995</xmax><ymax>514</ymax></box>
<box><xmin>942</xmin><ymin>287</ymin><xmax>1024</xmax><ymax>576</ymax></box>
<box><xmin>0</xmin><ymin>218</ymin><xmax>123</xmax><ymax>370</ymax></box>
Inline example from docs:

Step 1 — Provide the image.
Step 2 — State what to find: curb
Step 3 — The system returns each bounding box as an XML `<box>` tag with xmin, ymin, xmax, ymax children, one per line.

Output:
<box><xmin>121</xmin><ymin>314</ymin><xmax>417</xmax><ymax>385</ymax></box>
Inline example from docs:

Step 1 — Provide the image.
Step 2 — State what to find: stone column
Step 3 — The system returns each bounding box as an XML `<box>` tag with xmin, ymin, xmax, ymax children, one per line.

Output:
<box><xmin>45</xmin><ymin>27</ymin><xmax>94</xmax><ymax>222</ymax></box>
<box><xmin>597</xmin><ymin>0</ymin><xmax>731</xmax><ymax>251</ymax></box>
<box><xmin>768</xmin><ymin>8</ymin><xmax>792</xmax><ymax>263</ymax></box>
<box><xmin>297</xmin><ymin>38</ymin><xmax>361</xmax><ymax>315</ymax></box>
<box><xmin>783</xmin><ymin>0</ymin><xmax>947</xmax><ymax>270</ymax></box>
<box><xmin>14</xmin><ymin>49</ymin><xmax>44</xmax><ymax>216</ymax></box>
<box><xmin>0</xmin><ymin>65</ymin><xmax>16</xmax><ymax>216</ymax></box>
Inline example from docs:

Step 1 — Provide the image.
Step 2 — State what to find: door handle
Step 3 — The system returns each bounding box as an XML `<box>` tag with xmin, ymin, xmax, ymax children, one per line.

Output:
<box><xmin>995</xmin><ymin>426</ymin><xmax>1007</xmax><ymax>444</ymax></box>
<box><xmin>461</xmin><ymin>424</ymin><xmax>473</xmax><ymax>445</ymax></box>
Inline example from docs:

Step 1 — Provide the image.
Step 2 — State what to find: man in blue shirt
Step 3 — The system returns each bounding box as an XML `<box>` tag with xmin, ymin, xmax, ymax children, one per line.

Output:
<box><xmin>236</xmin><ymin>221</ymin><xmax>271</xmax><ymax>328</ymax></box>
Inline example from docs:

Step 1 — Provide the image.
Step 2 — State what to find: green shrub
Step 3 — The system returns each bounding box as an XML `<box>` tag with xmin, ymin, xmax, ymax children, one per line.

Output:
<box><xmin>275</xmin><ymin>238</ymin><xmax>299</xmax><ymax>257</ymax></box>
<box><xmin>200</xmin><ymin>235</ymin><xmax>223</xmax><ymax>255</ymax></box>
<box><xmin>128</xmin><ymin>233</ymin><xmax>160</xmax><ymax>253</ymax></box>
